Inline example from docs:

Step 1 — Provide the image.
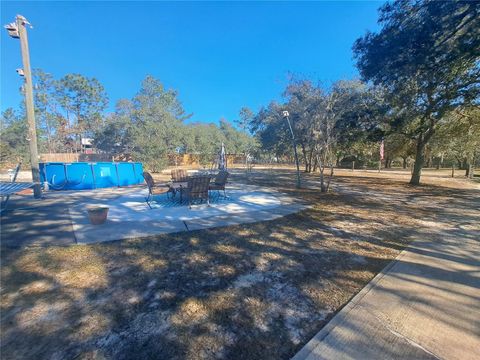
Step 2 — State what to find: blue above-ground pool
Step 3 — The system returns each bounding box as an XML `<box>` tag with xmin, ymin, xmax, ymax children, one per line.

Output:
<box><xmin>40</xmin><ymin>162</ymin><xmax>144</xmax><ymax>190</ymax></box>
<box><xmin>117</xmin><ymin>162</ymin><xmax>137</xmax><ymax>186</ymax></box>
<box><xmin>92</xmin><ymin>162</ymin><xmax>119</xmax><ymax>189</ymax></box>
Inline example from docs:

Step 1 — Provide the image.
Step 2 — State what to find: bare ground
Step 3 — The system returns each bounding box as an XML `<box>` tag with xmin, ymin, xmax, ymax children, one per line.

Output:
<box><xmin>1</xmin><ymin>168</ymin><xmax>479</xmax><ymax>359</ymax></box>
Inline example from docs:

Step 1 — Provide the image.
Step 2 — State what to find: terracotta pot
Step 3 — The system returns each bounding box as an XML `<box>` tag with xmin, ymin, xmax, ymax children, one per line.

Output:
<box><xmin>87</xmin><ymin>206</ymin><xmax>109</xmax><ymax>225</ymax></box>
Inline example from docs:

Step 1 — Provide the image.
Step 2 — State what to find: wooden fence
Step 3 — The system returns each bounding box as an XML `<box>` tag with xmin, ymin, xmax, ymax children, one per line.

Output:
<box><xmin>40</xmin><ymin>153</ymin><xmax>114</xmax><ymax>163</ymax></box>
<box><xmin>167</xmin><ymin>154</ymin><xmax>245</xmax><ymax>167</ymax></box>
<box><xmin>40</xmin><ymin>153</ymin><xmax>246</xmax><ymax>166</ymax></box>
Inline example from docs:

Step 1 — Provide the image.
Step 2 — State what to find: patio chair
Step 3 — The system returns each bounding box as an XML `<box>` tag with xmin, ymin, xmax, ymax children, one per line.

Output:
<box><xmin>209</xmin><ymin>170</ymin><xmax>229</xmax><ymax>199</ymax></box>
<box><xmin>171</xmin><ymin>169</ymin><xmax>188</xmax><ymax>182</ymax></box>
<box><xmin>185</xmin><ymin>175</ymin><xmax>211</xmax><ymax>208</ymax></box>
<box><xmin>143</xmin><ymin>171</ymin><xmax>171</xmax><ymax>209</ymax></box>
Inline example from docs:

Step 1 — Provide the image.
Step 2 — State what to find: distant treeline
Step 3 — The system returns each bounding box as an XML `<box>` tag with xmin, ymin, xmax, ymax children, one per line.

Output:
<box><xmin>2</xmin><ymin>1</ymin><xmax>479</xmax><ymax>184</ymax></box>
<box><xmin>1</xmin><ymin>73</ymin><xmax>256</xmax><ymax>172</ymax></box>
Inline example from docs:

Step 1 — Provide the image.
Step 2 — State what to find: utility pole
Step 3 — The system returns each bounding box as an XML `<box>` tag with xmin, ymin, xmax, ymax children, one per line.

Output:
<box><xmin>282</xmin><ymin>111</ymin><xmax>301</xmax><ymax>188</ymax></box>
<box><xmin>5</xmin><ymin>15</ymin><xmax>42</xmax><ymax>198</ymax></box>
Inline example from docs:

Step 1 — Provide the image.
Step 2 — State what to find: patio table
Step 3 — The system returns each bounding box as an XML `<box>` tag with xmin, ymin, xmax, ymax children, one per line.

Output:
<box><xmin>169</xmin><ymin>181</ymin><xmax>187</xmax><ymax>202</ymax></box>
<box><xmin>168</xmin><ymin>175</ymin><xmax>214</xmax><ymax>203</ymax></box>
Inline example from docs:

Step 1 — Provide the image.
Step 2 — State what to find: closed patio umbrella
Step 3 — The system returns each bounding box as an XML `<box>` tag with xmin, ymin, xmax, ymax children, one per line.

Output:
<box><xmin>218</xmin><ymin>142</ymin><xmax>226</xmax><ymax>170</ymax></box>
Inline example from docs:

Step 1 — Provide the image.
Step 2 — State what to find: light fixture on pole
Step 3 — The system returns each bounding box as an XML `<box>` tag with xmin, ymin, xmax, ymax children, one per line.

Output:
<box><xmin>282</xmin><ymin>110</ymin><xmax>301</xmax><ymax>188</ymax></box>
<box><xmin>4</xmin><ymin>22</ymin><xmax>19</xmax><ymax>38</ymax></box>
<box><xmin>4</xmin><ymin>15</ymin><xmax>42</xmax><ymax>198</ymax></box>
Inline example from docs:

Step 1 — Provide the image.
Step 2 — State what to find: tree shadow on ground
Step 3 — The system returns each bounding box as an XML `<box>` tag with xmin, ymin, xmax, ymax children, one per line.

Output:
<box><xmin>1</xmin><ymin>169</ymin><xmax>479</xmax><ymax>359</ymax></box>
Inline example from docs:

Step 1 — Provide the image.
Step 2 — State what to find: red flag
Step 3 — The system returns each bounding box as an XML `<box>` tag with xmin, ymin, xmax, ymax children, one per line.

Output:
<box><xmin>380</xmin><ymin>140</ymin><xmax>385</xmax><ymax>161</ymax></box>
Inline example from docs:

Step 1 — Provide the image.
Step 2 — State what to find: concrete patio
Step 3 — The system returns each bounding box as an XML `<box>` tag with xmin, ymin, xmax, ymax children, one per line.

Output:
<box><xmin>1</xmin><ymin>184</ymin><xmax>309</xmax><ymax>247</ymax></box>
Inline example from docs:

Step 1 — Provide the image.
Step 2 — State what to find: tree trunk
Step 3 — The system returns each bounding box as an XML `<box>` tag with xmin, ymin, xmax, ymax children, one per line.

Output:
<box><xmin>316</xmin><ymin>152</ymin><xmax>327</xmax><ymax>192</ymax></box>
<box><xmin>471</xmin><ymin>153</ymin><xmax>477</xmax><ymax>179</ymax></box>
<box><xmin>465</xmin><ymin>154</ymin><xmax>474</xmax><ymax>178</ymax></box>
<box><xmin>320</xmin><ymin>171</ymin><xmax>325</xmax><ymax>191</ymax></box>
<box><xmin>410</xmin><ymin>136</ymin><xmax>426</xmax><ymax>185</ymax></box>
<box><xmin>426</xmin><ymin>156</ymin><xmax>432</xmax><ymax>168</ymax></box>
<box><xmin>312</xmin><ymin>156</ymin><xmax>318</xmax><ymax>172</ymax></box>
<box><xmin>465</xmin><ymin>154</ymin><xmax>475</xmax><ymax>178</ymax></box>
<box><xmin>301</xmin><ymin>144</ymin><xmax>308</xmax><ymax>172</ymax></box>
<box><xmin>319</xmin><ymin>165</ymin><xmax>325</xmax><ymax>192</ymax></box>
<box><xmin>456</xmin><ymin>157</ymin><xmax>462</xmax><ymax>169</ymax></box>
<box><xmin>325</xmin><ymin>164</ymin><xmax>334</xmax><ymax>192</ymax></box>
<box><xmin>307</xmin><ymin>149</ymin><xmax>314</xmax><ymax>173</ymax></box>
<box><xmin>402</xmin><ymin>157</ymin><xmax>407</xmax><ymax>169</ymax></box>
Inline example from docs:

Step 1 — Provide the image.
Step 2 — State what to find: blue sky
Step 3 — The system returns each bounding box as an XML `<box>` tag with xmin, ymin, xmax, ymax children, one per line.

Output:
<box><xmin>1</xmin><ymin>1</ymin><xmax>381</xmax><ymax>123</ymax></box>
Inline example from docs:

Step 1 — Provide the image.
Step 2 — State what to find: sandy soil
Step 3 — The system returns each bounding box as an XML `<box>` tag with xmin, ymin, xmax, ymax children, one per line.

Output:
<box><xmin>1</xmin><ymin>169</ymin><xmax>478</xmax><ymax>359</ymax></box>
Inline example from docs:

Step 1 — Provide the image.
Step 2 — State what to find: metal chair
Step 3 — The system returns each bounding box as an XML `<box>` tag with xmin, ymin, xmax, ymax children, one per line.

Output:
<box><xmin>185</xmin><ymin>175</ymin><xmax>211</xmax><ymax>208</ymax></box>
<box><xmin>171</xmin><ymin>169</ymin><xmax>188</xmax><ymax>182</ymax></box>
<box><xmin>143</xmin><ymin>171</ymin><xmax>171</xmax><ymax>209</ymax></box>
<box><xmin>208</xmin><ymin>170</ymin><xmax>229</xmax><ymax>199</ymax></box>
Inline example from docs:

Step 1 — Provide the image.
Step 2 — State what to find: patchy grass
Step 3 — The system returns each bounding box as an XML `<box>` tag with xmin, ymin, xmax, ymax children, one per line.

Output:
<box><xmin>1</xmin><ymin>169</ymin><xmax>479</xmax><ymax>359</ymax></box>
